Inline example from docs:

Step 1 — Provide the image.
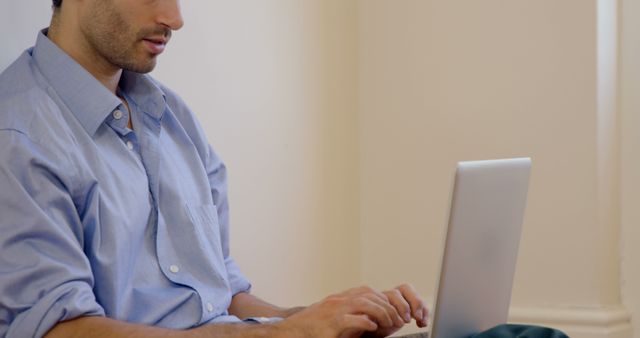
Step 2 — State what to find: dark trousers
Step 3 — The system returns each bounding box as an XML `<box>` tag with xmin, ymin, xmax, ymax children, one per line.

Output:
<box><xmin>471</xmin><ymin>324</ymin><xmax>569</xmax><ymax>338</ymax></box>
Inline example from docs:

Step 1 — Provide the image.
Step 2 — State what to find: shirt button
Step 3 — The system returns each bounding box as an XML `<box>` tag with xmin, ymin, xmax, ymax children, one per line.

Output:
<box><xmin>126</xmin><ymin>141</ymin><xmax>134</xmax><ymax>150</ymax></box>
<box><xmin>169</xmin><ymin>265</ymin><xmax>180</xmax><ymax>273</ymax></box>
<box><xmin>206</xmin><ymin>302</ymin><xmax>214</xmax><ymax>312</ymax></box>
<box><xmin>113</xmin><ymin>110</ymin><xmax>123</xmax><ymax>120</ymax></box>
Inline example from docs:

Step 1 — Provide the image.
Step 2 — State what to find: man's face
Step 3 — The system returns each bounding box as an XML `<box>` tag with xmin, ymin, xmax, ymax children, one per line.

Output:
<box><xmin>78</xmin><ymin>0</ymin><xmax>183</xmax><ymax>74</ymax></box>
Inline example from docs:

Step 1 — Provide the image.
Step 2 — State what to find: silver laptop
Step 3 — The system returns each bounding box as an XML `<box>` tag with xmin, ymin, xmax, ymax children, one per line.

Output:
<box><xmin>393</xmin><ymin>158</ymin><xmax>531</xmax><ymax>338</ymax></box>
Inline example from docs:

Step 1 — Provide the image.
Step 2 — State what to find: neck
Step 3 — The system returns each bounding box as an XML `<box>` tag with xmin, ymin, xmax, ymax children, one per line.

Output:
<box><xmin>48</xmin><ymin>14</ymin><xmax>122</xmax><ymax>94</ymax></box>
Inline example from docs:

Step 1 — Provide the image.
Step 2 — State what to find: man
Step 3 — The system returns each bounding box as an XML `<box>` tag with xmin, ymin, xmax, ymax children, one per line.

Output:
<box><xmin>0</xmin><ymin>1</ymin><xmax>428</xmax><ymax>337</ymax></box>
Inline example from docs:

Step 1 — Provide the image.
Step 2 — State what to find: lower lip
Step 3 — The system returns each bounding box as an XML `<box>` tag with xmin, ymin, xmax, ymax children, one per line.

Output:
<box><xmin>143</xmin><ymin>40</ymin><xmax>166</xmax><ymax>55</ymax></box>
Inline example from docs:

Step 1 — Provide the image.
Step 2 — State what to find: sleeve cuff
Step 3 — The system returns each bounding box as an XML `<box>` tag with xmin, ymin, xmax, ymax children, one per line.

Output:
<box><xmin>224</xmin><ymin>257</ymin><xmax>251</xmax><ymax>296</ymax></box>
<box><xmin>5</xmin><ymin>281</ymin><xmax>104</xmax><ymax>338</ymax></box>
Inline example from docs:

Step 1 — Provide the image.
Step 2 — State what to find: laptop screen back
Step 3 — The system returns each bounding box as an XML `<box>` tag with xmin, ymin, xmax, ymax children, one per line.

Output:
<box><xmin>430</xmin><ymin>158</ymin><xmax>531</xmax><ymax>338</ymax></box>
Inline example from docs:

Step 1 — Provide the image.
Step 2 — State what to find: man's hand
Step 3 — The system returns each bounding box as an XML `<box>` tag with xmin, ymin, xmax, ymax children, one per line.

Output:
<box><xmin>276</xmin><ymin>284</ymin><xmax>428</xmax><ymax>338</ymax></box>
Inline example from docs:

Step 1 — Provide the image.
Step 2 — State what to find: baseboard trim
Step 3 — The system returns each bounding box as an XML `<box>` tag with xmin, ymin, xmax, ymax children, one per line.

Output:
<box><xmin>508</xmin><ymin>306</ymin><xmax>632</xmax><ymax>338</ymax></box>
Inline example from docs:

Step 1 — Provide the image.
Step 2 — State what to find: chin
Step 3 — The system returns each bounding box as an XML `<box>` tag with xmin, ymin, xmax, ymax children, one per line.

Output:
<box><xmin>123</xmin><ymin>60</ymin><xmax>157</xmax><ymax>74</ymax></box>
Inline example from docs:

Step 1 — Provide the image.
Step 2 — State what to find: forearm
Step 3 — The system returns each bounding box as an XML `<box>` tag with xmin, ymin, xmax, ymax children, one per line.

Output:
<box><xmin>44</xmin><ymin>316</ymin><xmax>284</xmax><ymax>338</ymax></box>
<box><xmin>228</xmin><ymin>292</ymin><xmax>304</xmax><ymax>320</ymax></box>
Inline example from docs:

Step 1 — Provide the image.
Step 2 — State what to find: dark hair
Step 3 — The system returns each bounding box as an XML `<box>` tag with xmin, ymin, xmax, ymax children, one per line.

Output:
<box><xmin>52</xmin><ymin>0</ymin><xmax>62</xmax><ymax>8</ymax></box>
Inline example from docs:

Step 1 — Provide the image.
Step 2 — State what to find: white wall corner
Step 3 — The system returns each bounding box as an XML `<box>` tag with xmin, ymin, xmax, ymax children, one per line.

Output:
<box><xmin>509</xmin><ymin>306</ymin><xmax>632</xmax><ymax>338</ymax></box>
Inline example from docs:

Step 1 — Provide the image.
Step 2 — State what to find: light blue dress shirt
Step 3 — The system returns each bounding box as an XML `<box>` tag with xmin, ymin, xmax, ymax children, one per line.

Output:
<box><xmin>0</xmin><ymin>31</ymin><xmax>251</xmax><ymax>337</ymax></box>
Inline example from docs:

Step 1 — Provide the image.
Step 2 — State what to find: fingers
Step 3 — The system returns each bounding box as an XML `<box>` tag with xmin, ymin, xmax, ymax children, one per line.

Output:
<box><xmin>396</xmin><ymin>284</ymin><xmax>429</xmax><ymax>327</ymax></box>
<box><xmin>341</xmin><ymin>284</ymin><xmax>429</xmax><ymax>328</ymax></box>
<box><xmin>361</xmin><ymin>293</ymin><xmax>405</xmax><ymax>328</ymax></box>
<box><xmin>348</xmin><ymin>295</ymin><xmax>396</xmax><ymax>329</ymax></box>
<box><xmin>337</xmin><ymin>285</ymin><xmax>404</xmax><ymax>328</ymax></box>
<box><xmin>341</xmin><ymin>314</ymin><xmax>378</xmax><ymax>332</ymax></box>
<box><xmin>383</xmin><ymin>288</ymin><xmax>412</xmax><ymax>323</ymax></box>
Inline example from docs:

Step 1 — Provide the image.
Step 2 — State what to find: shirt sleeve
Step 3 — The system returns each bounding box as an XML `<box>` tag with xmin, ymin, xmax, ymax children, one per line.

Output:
<box><xmin>204</xmin><ymin>144</ymin><xmax>252</xmax><ymax>296</ymax></box>
<box><xmin>0</xmin><ymin>130</ymin><xmax>105</xmax><ymax>338</ymax></box>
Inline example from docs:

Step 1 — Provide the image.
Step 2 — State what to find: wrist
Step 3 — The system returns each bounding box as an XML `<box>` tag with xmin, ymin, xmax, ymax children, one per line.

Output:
<box><xmin>281</xmin><ymin>306</ymin><xmax>305</xmax><ymax>318</ymax></box>
<box><xmin>272</xmin><ymin>318</ymin><xmax>303</xmax><ymax>338</ymax></box>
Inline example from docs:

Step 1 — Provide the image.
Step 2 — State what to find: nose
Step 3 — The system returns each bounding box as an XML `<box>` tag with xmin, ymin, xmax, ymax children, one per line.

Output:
<box><xmin>157</xmin><ymin>0</ymin><xmax>184</xmax><ymax>31</ymax></box>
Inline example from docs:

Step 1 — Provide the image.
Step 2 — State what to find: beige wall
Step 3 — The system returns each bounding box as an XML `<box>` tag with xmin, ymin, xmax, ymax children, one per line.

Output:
<box><xmin>358</xmin><ymin>1</ymin><xmax>631</xmax><ymax>336</ymax></box>
<box><xmin>1</xmin><ymin>1</ymin><xmax>637</xmax><ymax>337</ymax></box>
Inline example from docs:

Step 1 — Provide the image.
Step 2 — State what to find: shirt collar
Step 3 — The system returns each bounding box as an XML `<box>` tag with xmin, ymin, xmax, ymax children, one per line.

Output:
<box><xmin>32</xmin><ymin>29</ymin><xmax>167</xmax><ymax>135</ymax></box>
<box><xmin>120</xmin><ymin>70</ymin><xmax>167</xmax><ymax>122</ymax></box>
<box><xmin>32</xmin><ymin>29</ymin><xmax>120</xmax><ymax>136</ymax></box>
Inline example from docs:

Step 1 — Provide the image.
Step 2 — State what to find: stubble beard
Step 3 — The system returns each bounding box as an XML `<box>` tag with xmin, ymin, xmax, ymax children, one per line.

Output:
<box><xmin>81</xmin><ymin>2</ymin><xmax>164</xmax><ymax>74</ymax></box>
